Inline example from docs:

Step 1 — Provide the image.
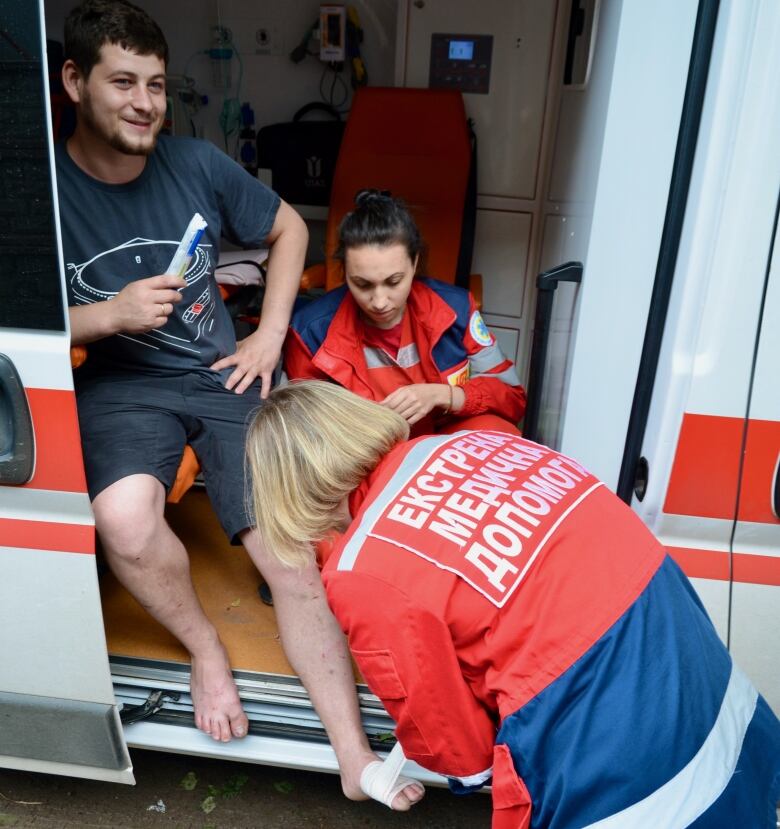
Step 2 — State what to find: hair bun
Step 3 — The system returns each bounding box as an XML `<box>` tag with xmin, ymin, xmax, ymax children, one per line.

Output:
<box><xmin>354</xmin><ymin>188</ymin><xmax>392</xmax><ymax>208</ymax></box>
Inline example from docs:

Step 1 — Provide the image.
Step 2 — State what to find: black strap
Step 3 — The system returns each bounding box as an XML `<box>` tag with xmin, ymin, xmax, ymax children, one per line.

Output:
<box><xmin>455</xmin><ymin>118</ymin><xmax>477</xmax><ymax>289</ymax></box>
<box><xmin>292</xmin><ymin>102</ymin><xmax>342</xmax><ymax>122</ymax></box>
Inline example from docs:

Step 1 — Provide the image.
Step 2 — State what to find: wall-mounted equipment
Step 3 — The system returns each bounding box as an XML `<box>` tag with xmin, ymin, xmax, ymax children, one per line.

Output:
<box><xmin>209</xmin><ymin>25</ymin><xmax>234</xmax><ymax>88</ymax></box>
<box><xmin>289</xmin><ymin>6</ymin><xmax>365</xmax><ymax>108</ymax></box>
<box><xmin>429</xmin><ymin>33</ymin><xmax>493</xmax><ymax>95</ymax></box>
<box><xmin>163</xmin><ymin>75</ymin><xmax>208</xmax><ymax>138</ymax></box>
<box><xmin>239</xmin><ymin>103</ymin><xmax>258</xmax><ymax>176</ymax></box>
<box><xmin>320</xmin><ymin>5</ymin><xmax>346</xmax><ymax>63</ymax></box>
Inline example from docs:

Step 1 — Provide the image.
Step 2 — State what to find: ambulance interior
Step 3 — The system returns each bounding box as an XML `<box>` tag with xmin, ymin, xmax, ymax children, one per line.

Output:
<box><xmin>40</xmin><ymin>0</ymin><xmax>613</xmax><ymax>741</ymax></box>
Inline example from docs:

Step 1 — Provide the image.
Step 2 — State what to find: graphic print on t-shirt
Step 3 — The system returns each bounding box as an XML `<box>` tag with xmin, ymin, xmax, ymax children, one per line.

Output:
<box><xmin>67</xmin><ymin>236</ymin><xmax>213</xmax><ymax>355</ymax></box>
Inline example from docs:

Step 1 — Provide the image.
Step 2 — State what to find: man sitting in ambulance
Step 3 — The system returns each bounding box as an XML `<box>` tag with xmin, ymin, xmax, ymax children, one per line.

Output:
<box><xmin>247</xmin><ymin>380</ymin><xmax>780</xmax><ymax>826</ymax></box>
<box><xmin>284</xmin><ymin>189</ymin><xmax>526</xmax><ymax>437</ymax></box>
<box><xmin>54</xmin><ymin>0</ymin><xmax>420</xmax><ymax>808</ymax></box>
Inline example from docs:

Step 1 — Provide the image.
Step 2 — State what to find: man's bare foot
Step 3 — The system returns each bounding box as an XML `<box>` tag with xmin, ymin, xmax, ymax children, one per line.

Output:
<box><xmin>190</xmin><ymin>643</ymin><xmax>248</xmax><ymax>742</ymax></box>
<box><xmin>340</xmin><ymin>750</ymin><xmax>425</xmax><ymax>811</ymax></box>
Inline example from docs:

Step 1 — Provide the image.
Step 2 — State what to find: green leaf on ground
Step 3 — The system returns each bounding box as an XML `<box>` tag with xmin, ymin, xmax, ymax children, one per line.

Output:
<box><xmin>273</xmin><ymin>780</ymin><xmax>294</xmax><ymax>795</ymax></box>
<box><xmin>179</xmin><ymin>771</ymin><xmax>198</xmax><ymax>791</ymax></box>
<box><xmin>221</xmin><ymin>773</ymin><xmax>249</xmax><ymax>799</ymax></box>
<box><xmin>200</xmin><ymin>795</ymin><xmax>217</xmax><ymax>814</ymax></box>
<box><xmin>206</xmin><ymin>785</ymin><xmax>220</xmax><ymax>799</ymax></box>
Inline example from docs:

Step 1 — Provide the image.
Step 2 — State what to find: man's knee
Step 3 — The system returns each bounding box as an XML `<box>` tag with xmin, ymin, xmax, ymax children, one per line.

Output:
<box><xmin>93</xmin><ymin>475</ymin><xmax>166</xmax><ymax>559</ymax></box>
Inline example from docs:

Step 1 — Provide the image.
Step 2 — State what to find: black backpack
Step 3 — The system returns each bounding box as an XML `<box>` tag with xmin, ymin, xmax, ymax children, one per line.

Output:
<box><xmin>256</xmin><ymin>102</ymin><xmax>345</xmax><ymax>206</ymax></box>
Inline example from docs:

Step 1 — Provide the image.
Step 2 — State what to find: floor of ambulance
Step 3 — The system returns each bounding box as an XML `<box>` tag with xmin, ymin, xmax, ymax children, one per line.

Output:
<box><xmin>100</xmin><ymin>488</ymin><xmax>319</xmax><ymax>678</ymax></box>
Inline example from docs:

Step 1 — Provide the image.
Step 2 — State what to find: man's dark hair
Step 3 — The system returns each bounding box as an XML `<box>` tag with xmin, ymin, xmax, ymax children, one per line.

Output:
<box><xmin>64</xmin><ymin>0</ymin><xmax>169</xmax><ymax>78</ymax></box>
<box><xmin>335</xmin><ymin>189</ymin><xmax>426</xmax><ymax>267</ymax></box>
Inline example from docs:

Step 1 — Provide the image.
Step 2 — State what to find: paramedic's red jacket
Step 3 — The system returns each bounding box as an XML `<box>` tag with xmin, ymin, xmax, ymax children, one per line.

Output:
<box><xmin>284</xmin><ymin>278</ymin><xmax>526</xmax><ymax>426</ymax></box>
<box><xmin>322</xmin><ymin>431</ymin><xmax>661</xmax><ymax>801</ymax></box>
<box><xmin>321</xmin><ymin>431</ymin><xmax>780</xmax><ymax>828</ymax></box>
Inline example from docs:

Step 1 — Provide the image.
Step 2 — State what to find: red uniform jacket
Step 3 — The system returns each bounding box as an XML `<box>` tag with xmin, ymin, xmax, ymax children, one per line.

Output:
<box><xmin>321</xmin><ymin>431</ymin><xmax>666</xmax><ymax>822</ymax></box>
<box><xmin>284</xmin><ymin>278</ymin><xmax>526</xmax><ymax>425</ymax></box>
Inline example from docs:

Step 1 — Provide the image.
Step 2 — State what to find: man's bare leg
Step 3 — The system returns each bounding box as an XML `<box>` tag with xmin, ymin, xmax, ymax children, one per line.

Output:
<box><xmin>93</xmin><ymin>474</ymin><xmax>248</xmax><ymax>742</ymax></box>
<box><xmin>241</xmin><ymin>529</ymin><xmax>424</xmax><ymax>810</ymax></box>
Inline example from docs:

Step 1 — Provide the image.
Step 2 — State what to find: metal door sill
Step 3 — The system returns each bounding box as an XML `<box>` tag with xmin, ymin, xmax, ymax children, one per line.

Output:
<box><xmin>122</xmin><ymin>718</ymin><xmax>449</xmax><ymax>787</ymax></box>
<box><xmin>110</xmin><ymin>654</ymin><xmax>397</xmax><ymax>751</ymax></box>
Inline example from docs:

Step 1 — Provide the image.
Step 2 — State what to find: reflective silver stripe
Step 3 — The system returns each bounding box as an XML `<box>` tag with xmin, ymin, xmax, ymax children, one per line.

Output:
<box><xmin>336</xmin><ymin>433</ymin><xmax>467</xmax><ymax>571</ymax></box>
<box><xmin>468</xmin><ymin>341</ymin><xmax>506</xmax><ymax>372</ymax></box>
<box><xmin>363</xmin><ymin>347</ymin><xmax>395</xmax><ymax>368</ymax></box>
<box><xmin>478</xmin><ymin>365</ymin><xmax>523</xmax><ymax>385</ymax></box>
<box><xmin>397</xmin><ymin>343</ymin><xmax>420</xmax><ymax>368</ymax></box>
<box><xmin>451</xmin><ymin>766</ymin><xmax>493</xmax><ymax>787</ymax></box>
<box><xmin>581</xmin><ymin>663</ymin><xmax>758</xmax><ymax>829</ymax></box>
<box><xmin>363</xmin><ymin>343</ymin><xmax>421</xmax><ymax>370</ymax></box>
<box><xmin>469</xmin><ymin>342</ymin><xmax>521</xmax><ymax>384</ymax></box>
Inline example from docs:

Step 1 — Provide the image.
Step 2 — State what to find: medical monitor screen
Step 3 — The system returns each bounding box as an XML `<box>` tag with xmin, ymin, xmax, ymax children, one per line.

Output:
<box><xmin>448</xmin><ymin>40</ymin><xmax>474</xmax><ymax>61</ymax></box>
<box><xmin>430</xmin><ymin>33</ymin><xmax>493</xmax><ymax>94</ymax></box>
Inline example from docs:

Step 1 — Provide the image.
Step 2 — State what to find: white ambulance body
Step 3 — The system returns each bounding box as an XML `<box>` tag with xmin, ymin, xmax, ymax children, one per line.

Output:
<box><xmin>546</xmin><ymin>0</ymin><xmax>780</xmax><ymax>715</ymax></box>
<box><xmin>0</xmin><ymin>0</ymin><xmax>777</xmax><ymax>783</ymax></box>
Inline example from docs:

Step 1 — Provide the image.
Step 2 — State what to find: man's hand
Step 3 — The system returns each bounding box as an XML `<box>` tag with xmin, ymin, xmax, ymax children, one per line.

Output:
<box><xmin>381</xmin><ymin>384</ymin><xmax>453</xmax><ymax>425</ymax></box>
<box><xmin>110</xmin><ymin>274</ymin><xmax>187</xmax><ymax>334</ymax></box>
<box><xmin>210</xmin><ymin>325</ymin><xmax>285</xmax><ymax>397</ymax></box>
<box><xmin>209</xmin><ymin>200</ymin><xmax>306</xmax><ymax>397</ymax></box>
<box><xmin>69</xmin><ymin>274</ymin><xmax>187</xmax><ymax>345</ymax></box>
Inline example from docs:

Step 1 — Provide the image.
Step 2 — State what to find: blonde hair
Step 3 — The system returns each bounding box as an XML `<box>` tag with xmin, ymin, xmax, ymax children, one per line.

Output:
<box><xmin>246</xmin><ymin>380</ymin><xmax>409</xmax><ymax>567</ymax></box>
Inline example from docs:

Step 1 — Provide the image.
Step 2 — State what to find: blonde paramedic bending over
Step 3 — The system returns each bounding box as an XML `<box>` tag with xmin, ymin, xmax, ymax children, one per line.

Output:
<box><xmin>283</xmin><ymin>189</ymin><xmax>526</xmax><ymax>437</ymax></box>
<box><xmin>246</xmin><ymin>381</ymin><xmax>780</xmax><ymax>829</ymax></box>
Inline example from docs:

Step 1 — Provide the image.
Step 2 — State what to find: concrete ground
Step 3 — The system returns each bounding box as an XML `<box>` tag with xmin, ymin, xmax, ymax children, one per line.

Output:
<box><xmin>0</xmin><ymin>749</ymin><xmax>492</xmax><ymax>828</ymax></box>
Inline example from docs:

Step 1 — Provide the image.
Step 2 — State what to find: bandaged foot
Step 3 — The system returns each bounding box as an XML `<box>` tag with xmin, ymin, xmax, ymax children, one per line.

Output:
<box><xmin>359</xmin><ymin>741</ymin><xmax>425</xmax><ymax>810</ymax></box>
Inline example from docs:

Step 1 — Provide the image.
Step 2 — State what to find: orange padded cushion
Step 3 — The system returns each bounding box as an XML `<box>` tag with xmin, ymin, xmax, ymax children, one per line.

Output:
<box><xmin>300</xmin><ymin>262</ymin><xmax>327</xmax><ymax>292</ymax></box>
<box><xmin>324</xmin><ymin>87</ymin><xmax>471</xmax><ymax>290</ymax></box>
<box><xmin>70</xmin><ymin>345</ymin><xmax>88</xmax><ymax>369</ymax></box>
<box><xmin>167</xmin><ymin>445</ymin><xmax>200</xmax><ymax>504</ymax></box>
<box><xmin>469</xmin><ymin>273</ymin><xmax>483</xmax><ymax>311</ymax></box>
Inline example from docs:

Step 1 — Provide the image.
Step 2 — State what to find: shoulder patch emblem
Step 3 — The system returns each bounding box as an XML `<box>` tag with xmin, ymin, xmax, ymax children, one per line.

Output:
<box><xmin>469</xmin><ymin>311</ymin><xmax>494</xmax><ymax>346</ymax></box>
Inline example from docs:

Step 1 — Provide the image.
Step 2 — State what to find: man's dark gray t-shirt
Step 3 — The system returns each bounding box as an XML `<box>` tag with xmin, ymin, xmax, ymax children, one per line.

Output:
<box><xmin>55</xmin><ymin>135</ymin><xmax>280</xmax><ymax>379</ymax></box>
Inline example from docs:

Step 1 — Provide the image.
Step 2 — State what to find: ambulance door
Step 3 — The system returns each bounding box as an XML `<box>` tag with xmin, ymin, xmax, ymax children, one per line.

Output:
<box><xmin>729</xmin><ymin>209</ymin><xmax>780</xmax><ymax>714</ymax></box>
<box><xmin>629</xmin><ymin>0</ymin><xmax>780</xmax><ymax>646</ymax></box>
<box><xmin>536</xmin><ymin>0</ymin><xmax>702</xmax><ymax>473</ymax></box>
<box><xmin>0</xmin><ymin>0</ymin><xmax>133</xmax><ymax>783</ymax></box>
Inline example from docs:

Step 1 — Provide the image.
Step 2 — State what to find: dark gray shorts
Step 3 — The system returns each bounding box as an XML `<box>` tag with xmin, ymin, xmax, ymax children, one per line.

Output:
<box><xmin>75</xmin><ymin>371</ymin><xmax>262</xmax><ymax>544</ymax></box>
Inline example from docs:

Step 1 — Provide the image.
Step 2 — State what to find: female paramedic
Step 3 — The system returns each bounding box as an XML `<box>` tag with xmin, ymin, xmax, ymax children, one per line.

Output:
<box><xmin>283</xmin><ymin>190</ymin><xmax>526</xmax><ymax>438</ymax></box>
<box><xmin>246</xmin><ymin>381</ymin><xmax>780</xmax><ymax>828</ymax></box>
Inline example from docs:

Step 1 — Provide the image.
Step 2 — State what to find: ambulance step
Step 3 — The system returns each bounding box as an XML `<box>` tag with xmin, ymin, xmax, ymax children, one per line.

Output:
<box><xmin>110</xmin><ymin>656</ymin><xmax>397</xmax><ymax>750</ymax></box>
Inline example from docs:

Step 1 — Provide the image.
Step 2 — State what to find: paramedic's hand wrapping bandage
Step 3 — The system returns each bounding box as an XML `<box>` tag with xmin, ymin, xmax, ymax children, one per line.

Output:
<box><xmin>360</xmin><ymin>742</ymin><xmax>425</xmax><ymax>810</ymax></box>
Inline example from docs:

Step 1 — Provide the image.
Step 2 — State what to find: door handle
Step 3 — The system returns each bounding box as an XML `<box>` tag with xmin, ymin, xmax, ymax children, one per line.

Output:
<box><xmin>773</xmin><ymin>452</ymin><xmax>780</xmax><ymax>520</ymax></box>
<box><xmin>0</xmin><ymin>353</ymin><xmax>35</xmax><ymax>485</ymax></box>
<box><xmin>524</xmin><ymin>261</ymin><xmax>584</xmax><ymax>443</ymax></box>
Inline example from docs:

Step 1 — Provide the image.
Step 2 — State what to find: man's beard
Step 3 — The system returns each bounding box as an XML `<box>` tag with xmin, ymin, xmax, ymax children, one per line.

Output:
<box><xmin>80</xmin><ymin>90</ymin><xmax>162</xmax><ymax>156</ymax></box>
